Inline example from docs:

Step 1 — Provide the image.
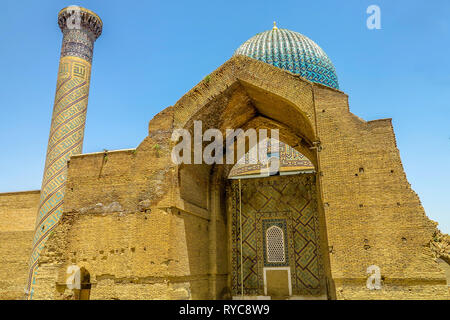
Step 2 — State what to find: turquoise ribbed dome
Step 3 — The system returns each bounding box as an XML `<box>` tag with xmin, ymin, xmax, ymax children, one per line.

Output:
<box><xmin>234</xmin><ymin>26</ymin><xmax>339</xmax><ymax>89</ymax></box>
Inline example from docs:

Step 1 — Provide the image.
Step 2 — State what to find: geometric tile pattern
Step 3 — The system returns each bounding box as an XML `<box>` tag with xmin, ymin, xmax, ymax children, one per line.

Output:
<box><xmin>27</xmin><ymin>7</ymin><xmax>102</xmax><ymax>299</ymax></box>
<box><xmin>230</xmin><ymin>174</ymin><xmax>325</xmax><ymax>296</ymax></box>
<box><xmin>27</xmin><ymin>55</ymin><xmax>92</xmax><ymax>299</ymax></box>
<box><xmin>229</xmin><ymin>141</ymin><xmax>314</xmax><ymax>178</ymax></box>
<box><xmin>61</xmin><ymin>29</ymin><xmax>95</xmax><ymax>63</ymax></box>
<box><xmin>262</xmin><ymin>219</ymin><xmax>289</xmax><ymax>266</ymax></box>
<box><xmin>234</xmin><ymin>26</ymin><xmax>339</xmax><ymax>89</ymax></box>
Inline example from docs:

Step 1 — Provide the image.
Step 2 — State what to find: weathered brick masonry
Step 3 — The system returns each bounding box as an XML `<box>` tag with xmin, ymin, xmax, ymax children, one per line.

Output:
<box><xmin>22</xmin><ymin>56</ymin><xmax>449</xmax><ymax>299</ymax></box>
<box><xmin>0</xmin><ymin>191</ymin><xmax>40</xmax><ymax>299</ymax></box>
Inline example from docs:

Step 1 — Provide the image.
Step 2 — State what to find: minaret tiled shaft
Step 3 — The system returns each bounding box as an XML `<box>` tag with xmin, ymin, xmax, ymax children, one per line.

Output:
<box><xmin>27</xmin><ymin>6</ymin><xmax>102</xmax><ymax>299</ymax></box>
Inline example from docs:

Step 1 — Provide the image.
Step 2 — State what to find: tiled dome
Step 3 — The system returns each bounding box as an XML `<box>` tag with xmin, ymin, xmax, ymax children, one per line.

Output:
<box><xmin>234</xmin><ymin>24</ymin><xmax>339</xmax><ymax>89</ymax></box>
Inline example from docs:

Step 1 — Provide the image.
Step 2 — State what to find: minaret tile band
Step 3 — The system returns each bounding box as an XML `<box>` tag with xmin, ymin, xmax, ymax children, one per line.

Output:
<box><xmin>27</xmin><ymin>6</ymin><xmax>102</xmax><ymax>299</ymax></box>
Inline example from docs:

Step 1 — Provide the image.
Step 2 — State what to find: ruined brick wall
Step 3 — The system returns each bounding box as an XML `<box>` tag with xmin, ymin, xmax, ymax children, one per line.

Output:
<box><xmin>431</xmin><ymin>230</ymin><xmax>450</xmax><ymax>294</ymax></box>
<box><xmin>313</xmin><ymin>85</ymin><xmax>449</xmax><ymax>299</ymax></box>
<box><xmin>33</xmin><ymin>208</ymin><xmax>210</xmax><ymax>300</ymax></box>
<box><xmin>430</xmin><ymin>230</ymin><xmax>450</xmax><ymax>263</ymax></box>
<box><xmin>0</xmin><ymin>191</ymin><xmax>39</xmax><ymax>299</ymax></box>
<box><xmin>32</xmin><ymin>107</ymin><xmax>212</xmax><ymax>299</ymax></box>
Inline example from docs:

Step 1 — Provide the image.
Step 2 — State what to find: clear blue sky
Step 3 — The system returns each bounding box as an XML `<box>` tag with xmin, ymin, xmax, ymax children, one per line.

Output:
<box><xmin>0</xmin><ymin>0</ymin><xmax>449</xmax><ymax>233</ymax></box>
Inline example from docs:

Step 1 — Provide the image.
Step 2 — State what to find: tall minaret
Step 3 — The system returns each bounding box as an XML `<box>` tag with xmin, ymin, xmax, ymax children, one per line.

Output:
<box><xmin>27</xmin><ymin>6</ymin><xmax>102</xmax><ymax>299</ymax></box>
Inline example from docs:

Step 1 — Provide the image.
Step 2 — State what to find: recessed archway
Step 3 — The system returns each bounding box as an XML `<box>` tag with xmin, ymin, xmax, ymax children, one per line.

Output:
<box><xmin>221</xmin><ymin>137</ymin><xmax>325</xmax><ymax>299</ymax></box>
<box><xmin>173</xmin><ymin>68</ymin><xmax>334</xmax><ymax>299</ymax></box>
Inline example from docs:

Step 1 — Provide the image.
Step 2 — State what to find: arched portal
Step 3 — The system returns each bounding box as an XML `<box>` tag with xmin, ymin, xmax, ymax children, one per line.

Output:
<box><xmin>174</xmin><ymin>60</ymin><xmax>334</xmax><ymax>299</ymax></box>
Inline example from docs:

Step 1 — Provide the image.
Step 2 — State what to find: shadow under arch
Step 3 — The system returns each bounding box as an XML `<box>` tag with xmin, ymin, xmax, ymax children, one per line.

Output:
<box><xmin>177</xmin><ymin>80</ymin><xmax>318</xmax><ymax>168</ymax></box>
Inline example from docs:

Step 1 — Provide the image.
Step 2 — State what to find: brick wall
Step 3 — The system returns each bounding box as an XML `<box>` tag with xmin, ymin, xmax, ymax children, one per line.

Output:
<box><xmin>313</xmin><ymin>85</ymin><xmax>448</xmax><ymax>299</ymax></box>
<box><xmin>0</xmin><ymin>190</ymin><xmax>39</xmax><ymax>299</ymax></box>
<box><xmin>27</xmin><ymin>56</ymin><xmax>449</xmax><ymax>299</ymax></box>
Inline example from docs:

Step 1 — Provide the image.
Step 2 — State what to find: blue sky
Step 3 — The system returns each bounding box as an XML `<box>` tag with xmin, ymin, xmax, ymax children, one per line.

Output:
<box><xmin>0</xmin><ymin>0</ymin><xmax>449</xmax><ymax>233</ymax></box>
